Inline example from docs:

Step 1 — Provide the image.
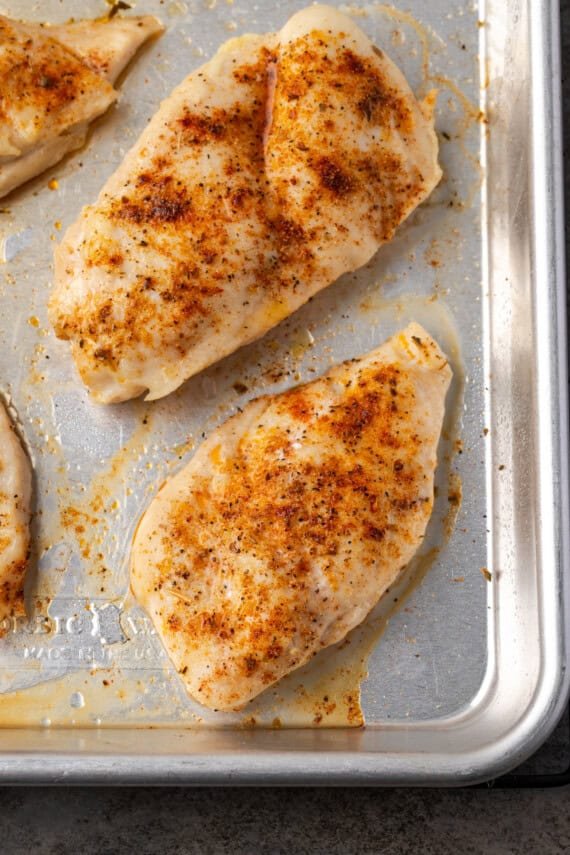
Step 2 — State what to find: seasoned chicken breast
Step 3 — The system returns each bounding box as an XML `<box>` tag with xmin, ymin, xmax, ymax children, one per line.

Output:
<box><xmin>0</xmin><ymin>14</ymin><xmax>163</xmax><ymax>199</ymax></box>
<box><xmin>131</xmin><ymin>324</ymin><xmax>451</xmax><ymax>711</ymax></box>
<box><xmin>0</xmin><ymin>398</ymin><xmax>32</xmax><ymax>627</ymax></box>
<box><xmin>51</xmin><ymin>5</ymin><xmax>441</xmax><ymax>404</ymax></box>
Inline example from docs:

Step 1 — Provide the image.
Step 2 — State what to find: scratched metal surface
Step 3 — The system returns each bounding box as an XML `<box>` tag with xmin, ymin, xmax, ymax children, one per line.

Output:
<box><xmin>0</xmin><ymin>0</ymin><xmax>566</xmax><ymax>783</ymax></box>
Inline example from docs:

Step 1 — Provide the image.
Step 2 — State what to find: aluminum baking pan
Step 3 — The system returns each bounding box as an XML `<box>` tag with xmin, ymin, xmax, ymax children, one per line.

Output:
<box><xmin>0</xmin><ymin>0</ymin><xmax>567</xmax><ymax>784</ymax></box>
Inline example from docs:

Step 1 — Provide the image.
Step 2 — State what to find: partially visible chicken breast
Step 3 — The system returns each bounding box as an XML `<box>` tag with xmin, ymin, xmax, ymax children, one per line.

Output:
<box><xmin>48</xmin><ymin>16</ymin><xmax>163</xmax><ymax>85</ymax></box>
<box><xmin>51</xmin><ymin>5</ymin><xmax>441</xmax><ymax>404</ymax></box>
<box><xmin>0</xmin><ymin>398</ymin><xmax>32</xmax><ymax>627</ymax></box>
<box><xmin>0</xmin><ymin>14</ymin><xmax>162</xmax><ymax>198</ymax></box>
<box><xmin>131</xmin><ymin>323</ymin><xmax>451</xmax><ymax>711</ymax></box>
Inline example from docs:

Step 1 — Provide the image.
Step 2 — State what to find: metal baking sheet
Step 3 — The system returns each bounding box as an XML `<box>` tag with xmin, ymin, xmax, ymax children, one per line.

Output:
<box><xmin>0</xmin><ymin>0</ymin><xmax>567</xmax><ymax>783</ymax></box>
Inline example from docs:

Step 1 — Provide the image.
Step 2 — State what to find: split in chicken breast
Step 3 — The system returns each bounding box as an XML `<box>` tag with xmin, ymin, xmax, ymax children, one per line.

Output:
<box><xmin>0</xmin><ymin>398</ymin><xmax>32</xmax><ymax>628</ymax></box>
<box><xmin>131</xmin><ymin>323</ymin><xmax>452</xmax><ymax>711</ymax></box>
<box><xmin>0</xmin><ymin>13</ymin><xmax>163</xmax><ymax>199</ymax></box>
<box><xmin>51</xmin><ymin>5</ymin><xmax>441</xmax><ymax>404</ymax></box>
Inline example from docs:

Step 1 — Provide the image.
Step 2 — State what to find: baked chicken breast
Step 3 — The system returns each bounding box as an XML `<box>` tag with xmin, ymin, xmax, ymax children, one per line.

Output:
<box><xmin>0</xmin><ymin>398</ymin><xmax>32</xmax><ymax>627</ymax></box>
<box><xmin>131</xmin><ymin>323</ymin><xmax>452</xmax><ymax>711</ymax></box>
<box><xmin>51</xmin><ymin>5</ymin><xmax>441</xmax><ymax>404</ymax></box>
<box><xmin>0</xmin><ymin>13</ymin><xmax>163</xmax><ymax>199</ymax></box>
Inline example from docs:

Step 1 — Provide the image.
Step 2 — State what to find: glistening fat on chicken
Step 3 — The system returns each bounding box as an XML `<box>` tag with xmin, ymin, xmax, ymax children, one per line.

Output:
<box><xmin>50</xmin><ymin>5</ymin><xmax>442</xmax><ymax>404</ymax></box>
<box><xmin>131</xmin><ymin>323</ymin><xmax>452</xmax><ymax>711</ymax></box>
<box><xmin>0</xmin><ymin>13</ymin><xmax>163</xmax><ymax>198</ymax></box>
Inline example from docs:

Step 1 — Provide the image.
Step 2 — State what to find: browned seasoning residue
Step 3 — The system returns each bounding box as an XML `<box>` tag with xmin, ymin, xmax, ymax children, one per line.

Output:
<box><xmin>443</xmin><ymin>472</ymin><xmax>462</xmax><ymax>541</ymax></box>
<box><xmin>60</xmin><ymin>506</ymin><xmax>99</xmax><ymax>560</ymax></box>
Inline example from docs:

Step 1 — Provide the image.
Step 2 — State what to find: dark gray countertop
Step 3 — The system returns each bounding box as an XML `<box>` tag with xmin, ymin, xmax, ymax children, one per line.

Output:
<box><xmin>0</xmin><ymin>785</ymin><xmax>569</xmax><ymax>854</ymax></box>
<box><xmin>0</xmin><ymin>3</ymin><xmax>569</xmax><ymax>852</ymax></box>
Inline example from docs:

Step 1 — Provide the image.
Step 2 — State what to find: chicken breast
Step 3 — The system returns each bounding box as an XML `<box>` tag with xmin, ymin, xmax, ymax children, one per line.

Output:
<box><xmin>0</xmin><ymin>398</ymin><xmax>32</xmax><ymax>627</ymax></box>
<box><xmin>0</xmin><ymin>14</ymin><xmax>163</xmax><ymax>199</ymax></box>
<box><xmin>131</xmin><ymin>323</ymin><xmax>451</xmax><ymax>711</ymax></box>
<box><xmin>51</xmin><ymin>5</ymin><xmax>441</xmax><ymax>404</ymax></box>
